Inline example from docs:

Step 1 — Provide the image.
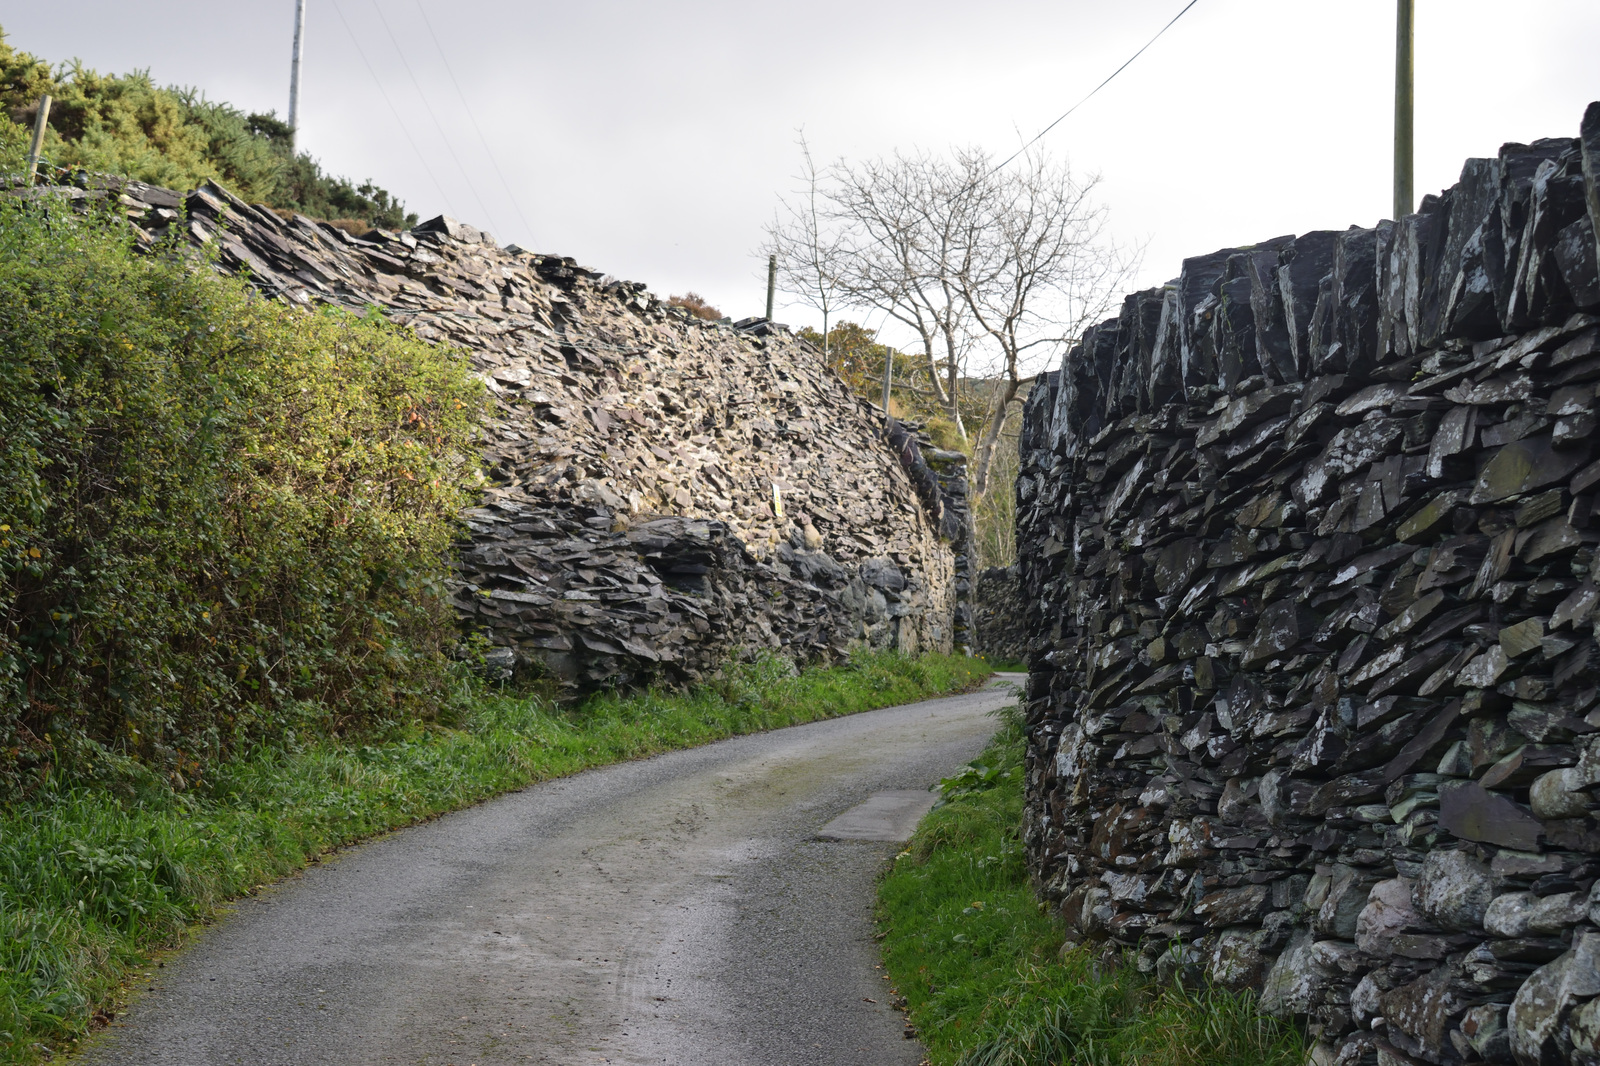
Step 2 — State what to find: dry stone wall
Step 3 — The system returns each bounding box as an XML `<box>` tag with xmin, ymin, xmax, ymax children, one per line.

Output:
<box><xmin>1016</xmin><ymin>103</ymin><xmax>1600</xmax><ymax>1066</ymax></box>
<box><xmin>975</xmin><ymin>565</ymin><xmax>1029</xmax><ymax>664</ymax></box>
<box><xmin>27</xmin><ymin>174</ymin><xmax>972</xmax><ymax>690</ymax></box>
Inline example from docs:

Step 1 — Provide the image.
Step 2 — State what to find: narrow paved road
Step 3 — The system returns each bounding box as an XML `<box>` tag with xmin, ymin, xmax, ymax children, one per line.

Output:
<box><xmin>78</xmin><ymin>677</ymin><xmax>1018</xmax><ymax>1066</ymax></box>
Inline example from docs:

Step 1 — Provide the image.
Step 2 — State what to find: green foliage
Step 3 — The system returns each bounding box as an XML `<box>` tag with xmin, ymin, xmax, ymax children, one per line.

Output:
<box><xmin>0</xmin><ymin>27</ymin><xmax>417</xmax><ymax>229</ymax></box>
<box><xmin>0</xmin><ymin>194</ymin><xmax>484</xmax><ymax>798</ymax></box>
<box><xmin>0</xmin><ymin>650</ymin><xmax>989</xmax><ymax>1064</ymax></box>
<box><xmin>877</xmin><ymin>704</ymin><xmax>1306</xmax><ymax>1066</ymax></box>
<box><xmin>799</xmin><ymin>320</ymin><xmax>921</xmax><ymax>409</ymax></box>
<box><xmin>170</xmin><ymin>91</ymin><xmax>290</xmax><ymax>204</ymax></box>
<box><xmin>34</xmin><ymin>64</ymin><xmax>218</xmax><ymax>195</ymax></box>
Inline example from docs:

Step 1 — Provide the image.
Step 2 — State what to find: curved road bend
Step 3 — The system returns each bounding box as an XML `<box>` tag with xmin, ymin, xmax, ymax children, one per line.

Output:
<box><xmin>77</xmin><ymin>676</ymin><xmax>1021</xmax><ymax>1066</ymax></box>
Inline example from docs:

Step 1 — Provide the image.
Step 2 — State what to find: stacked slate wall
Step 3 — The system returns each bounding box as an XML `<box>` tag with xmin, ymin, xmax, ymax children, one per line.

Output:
<box><xmin>20</xmin><ymin>175</ymin><xmax>973</xmax><ymax>691</ymax></box>
<box><xmin>1016</xmin><ymin>103</ymin><xmax>1600</xmax><ymax>1066</ymax></box>
<box><xmin>975</xmin><ymin>566</ymin><xmax>1029</xmax><ymax>664</ymax></box>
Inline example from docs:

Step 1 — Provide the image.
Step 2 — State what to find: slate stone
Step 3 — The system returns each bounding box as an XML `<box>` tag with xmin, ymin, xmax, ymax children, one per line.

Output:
<box><xmin>1509</xmin><ymin>932</ymin><xmax>1600</xmax><ymax>1065</ymax></box>
<box><xmin>1486</xmin><ymin>890</ymin><xmax>1588</xmax><ymax>937</ymax></box>
<box><xmin>1471</xmin><ymin>436</ymin><xmax>1593</xmax><ymax>504</ymax></box>
<box><xmin>1457</xmin><ymin>646</ymin><xmax>1512</xmax><ymax>690</ymax></box>
<box><xmin>1382</xmin><ymin>965</ymin><xmax>1467</xmax><ymax>1053</ymax></box>
<box><xmin>1193</xmin><ymin>883</ymin><xmax>1271</xmax><ymax>928</ymax></box>
<box><xmin>1439</xmin><ymin>781</ymin><xmax>1543</xmax><ymax>850</ymax></box>
<box><xmin>1355</xmin><ymin>877</ymin><xmax>1425</xmax><ymax>954</ymax></box>
<box><xmin>1503</xmin><ymin>618</ymin><xmax>1550</xmax><ymax>659</ymax></box>
<box><xmin>1414</xmin><ymin>848</ymin><xmax>1495</xmax><ymax>930</ymax></box>
<box><xmin>1550</xmin><ymin>582</ymin><xmax>1600</xmax><ymax>629</ymax></box>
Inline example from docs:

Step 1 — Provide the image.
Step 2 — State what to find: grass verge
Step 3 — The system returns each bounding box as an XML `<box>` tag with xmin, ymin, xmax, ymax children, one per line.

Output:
<box><xmin>877</xmin><ymin>698</ymin><xmax>1307</xmax><ymax>1066</ymax></box>
<box><xmin>0</xmin><ymin>650</ymin><xmax>990</xmax><ymax>1064</ymax></box>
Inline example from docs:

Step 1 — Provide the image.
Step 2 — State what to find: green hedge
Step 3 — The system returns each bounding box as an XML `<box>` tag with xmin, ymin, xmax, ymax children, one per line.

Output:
<box><xmin>0</xmin><ymin>27</ymin><xmax>416</xmax><ymax>228</ymax></box>
<box><xmin>0</xmin><ymin>194</ymin><xmax>484</xmax><ymax>799</ymax></box>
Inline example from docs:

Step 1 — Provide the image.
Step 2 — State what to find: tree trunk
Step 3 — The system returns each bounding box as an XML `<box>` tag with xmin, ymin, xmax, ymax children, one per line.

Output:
<box><xmin>971</xmin><ymin>376</ymin><xmax>1022</xmax><ymax>497</ymax></box>
<box><xmin>918</xmin><ymin>331</ymin><xmax>951</xmax><ymax>408</ymax></box>
<box><xmin>939</xmin><ymin>325</ymin><xmax>966</xmax><ymax>440</ymax></box>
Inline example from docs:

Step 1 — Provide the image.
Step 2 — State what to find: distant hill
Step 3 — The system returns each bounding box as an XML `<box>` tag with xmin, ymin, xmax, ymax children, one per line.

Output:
<box><xmin>0</xmin><ymin>26</ymin><xmax>416</xmax><ymax>229</ymax></box>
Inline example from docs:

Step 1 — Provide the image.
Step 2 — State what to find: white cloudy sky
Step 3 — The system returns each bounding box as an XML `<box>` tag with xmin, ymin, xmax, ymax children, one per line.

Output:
<box><xmin>6</xmin><ymin>1</ymin><xmax>1600</xmax><ymax>369</ymax></box>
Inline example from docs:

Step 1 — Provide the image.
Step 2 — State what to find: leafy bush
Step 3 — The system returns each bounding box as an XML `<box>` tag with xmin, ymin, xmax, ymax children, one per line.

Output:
<box><xmin>0</xmin><ymin>192</ymin><xmax>484</xmax><ymax>799</ymax></box>
<box><xmin>667</xmin><ymin>292</ymin><xmax>724</xmax><ymax>320</ymax></box>
<box><xmin>0</xmin><ymin>27</ymin><xmax>417</xmax><ymax>229</ymax></box>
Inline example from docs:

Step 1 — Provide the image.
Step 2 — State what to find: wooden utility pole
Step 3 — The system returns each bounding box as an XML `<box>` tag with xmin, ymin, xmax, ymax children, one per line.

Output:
<box><xmin>24</xmin><ymin>94</ymin><xmax>51</xmax><ymax>186</ymax></box>
<box><xmin>881</xmin><ymin>347</ymin><xmax>893</xmax><ymax>413</ymax></box>
<box><xmin>289</xmin><ymin>0</ymin><xmax>308</xmax><ymax>152</ymax></box>
<box><xmin>765</xmin><ymin>254</ymin><xmax>777</xmax><ymax>321</ymax></box>
<box><xmin>1393</xmin><ymin>0</ymin><xmax>1414</xmax><ymax>220</ymax></box>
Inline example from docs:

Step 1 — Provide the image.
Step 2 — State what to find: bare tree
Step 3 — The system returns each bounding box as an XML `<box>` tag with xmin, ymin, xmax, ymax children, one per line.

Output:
<box><xmin>766</xmin><ymin>143</ymin><xmax>1131</xmax><ymax>494</ymax></box>
<box><xmin>955</xmin><ymin>150</ymin><xmax>1133</xmax><ymax>496</ymax></box>
<box><xmin>762</xmin><ymin>134</ymin><xmax>846</xmax><ymax>358</ymax></box>
<box><xmin>826</xmin><ymin>151</ymin><xmax>981</xmax><ymax>438</ymax></box>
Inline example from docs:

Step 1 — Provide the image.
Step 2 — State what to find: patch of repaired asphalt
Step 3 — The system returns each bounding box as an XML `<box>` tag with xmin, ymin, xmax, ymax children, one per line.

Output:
<box><xmin>815</xmin><ymin>790</ymin><xmax>938</xmax><ymax>842</ymax></box>
<box><xmin>74</xmin><ymin>676</ymin><xmax>1020</xmax><ymax>1066</ymax></box>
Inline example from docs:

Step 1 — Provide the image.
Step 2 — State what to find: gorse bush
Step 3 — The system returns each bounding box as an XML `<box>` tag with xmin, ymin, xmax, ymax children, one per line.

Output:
<box><xmin>0</xmin><ymin>27</ymin><xmax>417</xmax><ymax>229</ymax></box>
<box><xmin>0</xmin><ymin>193</ymin><xmax>485</xmax><ymax>799</ymax></box>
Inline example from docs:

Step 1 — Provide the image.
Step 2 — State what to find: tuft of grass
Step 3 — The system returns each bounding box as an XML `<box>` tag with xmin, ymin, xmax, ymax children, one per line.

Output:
<box><xmin>0</xmin><ymin>650</ymin><xmax>990</xmax><ymax>1065</ymax></box>
<box><xmin>877</xmin><ymin>700</ymin><xmax>1306</xmax><ymax>1066</ymax></box>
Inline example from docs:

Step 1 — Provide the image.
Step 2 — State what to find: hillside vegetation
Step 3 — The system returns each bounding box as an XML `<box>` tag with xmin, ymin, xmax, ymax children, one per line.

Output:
<box><xmin>802</xmin><ymin>320</ymin><xmax>1024</xmax><ymax>568</ymax></box>
<box><xmin>0</xmin><ymin>182</ymin><xmax>484</xmax><ymax>802</ymax></box>
<box><xmin>0</xmin><ymin>27</ymin><xmax>415</xmax><ymax>228</ymax></box>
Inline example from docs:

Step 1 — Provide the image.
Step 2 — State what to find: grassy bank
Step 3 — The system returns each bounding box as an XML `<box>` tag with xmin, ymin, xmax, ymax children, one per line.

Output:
<box><xmin>877</xmin><ymin>701</ymin><xmax>1306</xmax><ymax>1066</ymax></box>
<box><xmin>0</xmin><ymin>650</ymin><xmax>989</xmax><ymax>1064</ymax></box>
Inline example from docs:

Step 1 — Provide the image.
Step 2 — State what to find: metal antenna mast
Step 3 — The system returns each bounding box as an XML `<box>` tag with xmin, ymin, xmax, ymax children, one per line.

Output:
<box><xmin>289</xmin><ymin>0</ymin><xmax>308</xmax><ymax>152</ymax></box>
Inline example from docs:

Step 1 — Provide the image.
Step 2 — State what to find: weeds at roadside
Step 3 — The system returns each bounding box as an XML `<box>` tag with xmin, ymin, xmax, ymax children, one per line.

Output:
<box><xmin>876</xmin><ymin>700</ymin><xmax>1306</xmax><ymax>1066</ymax></box>
<box><xmin>0</xmin><ymin>650</ymin><xmax>990</xmax><ymax>1066</ymax></box>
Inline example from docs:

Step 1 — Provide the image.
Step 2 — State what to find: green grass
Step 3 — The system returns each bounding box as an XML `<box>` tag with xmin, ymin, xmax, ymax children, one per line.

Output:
<box><xmin>978</xmin><ymin>657</ymin><xmax>1028</xmax><ymax>673</ymax></box>
<box><xmin>0</xmin><ymin>650</ymin><xmax>990</xmax><ymax>1065</ymax></box>
<box><xmin>877</xmin><ymin>700</ymin><xmax>1307</xmax><ymax>1066</ymax></box>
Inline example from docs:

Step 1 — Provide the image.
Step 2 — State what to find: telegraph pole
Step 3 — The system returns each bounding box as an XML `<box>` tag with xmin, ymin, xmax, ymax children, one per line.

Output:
<box><xmin>1393</xmin><ymin>0</ymin><xmax>1414</xmax><ymax>220</ymax></box>
<box><xmin>765</xmin><ymin>254</ymin><xmax>777</xmax><ymax>321</ymax></box>
<box><xmin>288</xmin><ymin>0</ymin><xmax>308</xmax><ymax>152</ymax></box>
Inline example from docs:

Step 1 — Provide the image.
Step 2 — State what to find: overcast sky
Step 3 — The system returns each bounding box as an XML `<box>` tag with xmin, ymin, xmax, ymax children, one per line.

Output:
<box><xmin>6</xmin><ymin>1</ymin><xmax>1600</xmax><ymax>369</ymax></box>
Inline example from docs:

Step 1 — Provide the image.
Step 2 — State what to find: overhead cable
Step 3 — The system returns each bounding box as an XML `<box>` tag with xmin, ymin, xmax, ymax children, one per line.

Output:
<box><xmin>365</xmin><ymin>0</ymin><xmax>502</xmax><ymax>234</ymax></box>
<box><xmin>414</xmin><ymin>0</ymin><xmax>539</xmax><ymax>246</ymax></box>
<box><xmin>327</xmin><ymin>0</ymin><xmax>458</xmax><ymax>218</ymax></box>
<box><xmin>992</xmin><ymin>0</ymin><xmax>1202</xmax><ymax>174</ymax></box>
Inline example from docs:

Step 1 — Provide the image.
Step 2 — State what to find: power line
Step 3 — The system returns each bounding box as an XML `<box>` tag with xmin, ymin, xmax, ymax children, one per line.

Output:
<box><xmin>365</xmin><ymin>0</ymin><xmax>502</xmax><ymax>235</ymax></box>
<box><xmin>993</xmin><ymin>0</ymin><xmax>1202</xmax><ymax>174</ymax></box>
<box><xmin>327</xmin><ymin>0</ymin><xmax>458</xmax><ymax>218</ymax></box>
<box><xmin>414</xmin><ymin>0</ymin><xmax>539</xmax><ymax>247</ymax></box>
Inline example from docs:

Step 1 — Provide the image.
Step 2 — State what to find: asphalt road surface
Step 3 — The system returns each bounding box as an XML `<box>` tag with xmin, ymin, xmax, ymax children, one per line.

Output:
<box><xmin>77</xmin><ymin>676</ymin><xmax>1019</xmax><ymax>1066</ymax></box>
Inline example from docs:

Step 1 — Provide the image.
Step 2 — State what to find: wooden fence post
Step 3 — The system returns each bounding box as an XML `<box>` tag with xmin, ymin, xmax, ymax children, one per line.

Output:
<box><xmin>25</xmin><ymin>94</ymin><xmax>51</xmax><ymax>186</ymax></box>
